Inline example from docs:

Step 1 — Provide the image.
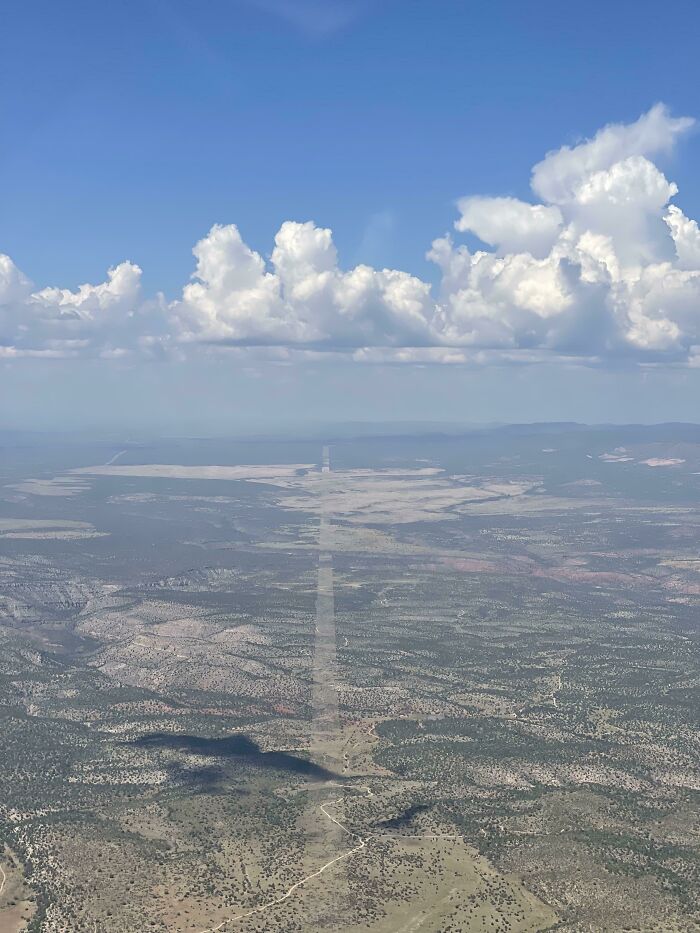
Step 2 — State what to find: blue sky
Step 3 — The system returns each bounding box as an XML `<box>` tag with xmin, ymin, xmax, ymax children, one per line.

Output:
<box><xmin>2</xmin><ymin>0</ymin><xmax>700</xmax><ymax>428</ymax></box>
<box><xmin>3</xmin><ymin>0</ymin><xmax>699</xmax><ymax>292</ymax></box>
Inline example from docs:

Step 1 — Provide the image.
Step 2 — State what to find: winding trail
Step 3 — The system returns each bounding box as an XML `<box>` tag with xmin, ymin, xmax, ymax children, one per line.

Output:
<box><xmin>104</xmin><ymin>449</ymin><xmax>127</xmax><ymax>466</ymax></box>
<box><xmin>195</xmin><ymin>786</ymin><xmax>459</xmax><ymax>932</ymax></box>
<box><xmin>197</xmin><ymin>796</ymin><xmax>367</xmax><ymax>932</ymax></box>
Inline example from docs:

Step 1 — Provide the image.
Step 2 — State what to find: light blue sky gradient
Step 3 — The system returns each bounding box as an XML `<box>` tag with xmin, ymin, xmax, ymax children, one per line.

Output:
<box><xmin>3</xmin><ymin>0</ymin><xmax>699</xmax><ymax>292</ymax></box>
<box><xmin>2</xmin><ymin>0</ymin><xmax>700</xmax><ymax>427</ymax></box>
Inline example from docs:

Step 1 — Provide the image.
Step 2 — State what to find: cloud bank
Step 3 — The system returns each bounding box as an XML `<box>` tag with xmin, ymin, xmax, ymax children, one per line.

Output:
<box><xmin>2</xmin><ymin>105</ymin><xmax>700</xmax><ymax>366</ymax></box>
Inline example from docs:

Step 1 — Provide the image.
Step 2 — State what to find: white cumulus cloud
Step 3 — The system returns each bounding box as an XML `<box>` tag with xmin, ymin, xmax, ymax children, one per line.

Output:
<box><xmin>530</xmin><ymin>103</ymin><xmax>693</xmax><ymax>205</ymax></box>
<box><xmin>172</xmin><ymin>220</ymin><xmax>435</xmax><ymax>349</ymax></box>
<box><xmin>1</xmin><ymin>105</ymin><xmax>700</xmax><ymax>365</ymax></box>
<box><xmin>455</xmin><ymin>196</ymin><xmax>563</xmax><ymax>258</ymax></box>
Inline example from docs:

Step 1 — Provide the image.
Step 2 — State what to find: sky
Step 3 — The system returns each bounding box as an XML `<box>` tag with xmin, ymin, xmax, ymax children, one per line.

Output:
<box><xmin>2</xmin><ymin>0</ymin><xmax>700</xmax><ymax>431</ymax></box>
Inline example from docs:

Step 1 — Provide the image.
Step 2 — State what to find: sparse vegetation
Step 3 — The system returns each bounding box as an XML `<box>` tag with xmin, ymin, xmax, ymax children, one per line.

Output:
<box><xmin>1</xmin><ymin>427</ymin><xmax>699</xmax><ymax>930</ymax></box>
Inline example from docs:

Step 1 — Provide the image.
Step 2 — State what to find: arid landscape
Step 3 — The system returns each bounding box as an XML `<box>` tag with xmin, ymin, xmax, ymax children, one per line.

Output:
<box><xmin>1</xmin><ymin>424</ymin><xmax>699</xmax><ymax>931</ymax></box>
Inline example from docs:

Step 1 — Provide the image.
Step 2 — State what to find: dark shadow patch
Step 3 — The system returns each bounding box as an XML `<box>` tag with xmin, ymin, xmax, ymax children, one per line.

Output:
<box><xmin>133</xmin><ymin>732</ymin><xmax>333</xmax><ymax>779</ymax></box>
<box><xmin>168</xmin><ymin>763</ymin><xmax>227</xmax><ymax>793</ymax></box>
<box><xmin>376</xmin><ymin>803</ymin><xmax>431</xmax><ymax>830</ymax></box>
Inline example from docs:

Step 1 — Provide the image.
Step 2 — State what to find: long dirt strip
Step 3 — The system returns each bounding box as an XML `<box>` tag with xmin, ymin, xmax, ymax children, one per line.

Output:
<box><xmin>197</xmin><ymin>447</ymin><xmax>351</xmax><ymax>933</ymax></box>
<box><xmin>311</xmin><ymin>445</ymin><xmax>340</xmax><ymax>754</ymax></box>
<box><xmin>192</xmin><ymin>449</ymin><xmax>458</xmax><ymax>933</ymax></box>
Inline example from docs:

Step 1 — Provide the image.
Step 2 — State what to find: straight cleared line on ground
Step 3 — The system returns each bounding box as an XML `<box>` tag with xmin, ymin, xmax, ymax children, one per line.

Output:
<box><xmin>312</xmin><ymin>445</ymin><xmax>339</xmax><ymax>750</ymax></box>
